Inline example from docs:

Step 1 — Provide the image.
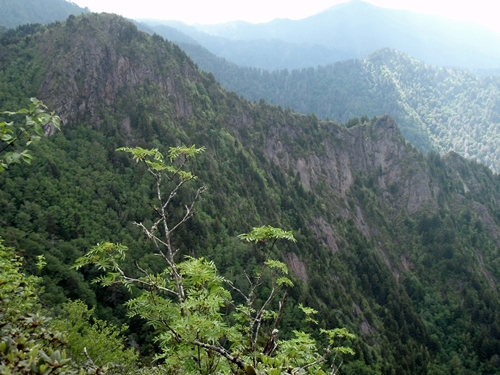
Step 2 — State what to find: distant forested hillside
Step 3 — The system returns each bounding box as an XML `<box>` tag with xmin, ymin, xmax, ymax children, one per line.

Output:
<box><xmin>175</xmin><ymin>43</ymin><xmax>500</xmax><ymax>172</ymax></box>
<box><xmin>143</xmin><ymin>0</ymin><xmax>500</xmax><ymax>71</ymax></box>
<box><xmin>2</xmin><ymin>13</ymin><xmax>500</xmax><ymax>374</ymax></box>
<box><xmin>0</xmin><ymin>0</ymin><xmax>89</xmax><ymax>28</ymax></box>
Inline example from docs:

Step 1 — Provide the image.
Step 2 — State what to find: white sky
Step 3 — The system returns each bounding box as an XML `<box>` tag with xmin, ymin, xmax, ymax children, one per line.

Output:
<box><xmin>70</xmin><ymin>0</ymin><xmax>500</xmax><ymax>33</ymax></box>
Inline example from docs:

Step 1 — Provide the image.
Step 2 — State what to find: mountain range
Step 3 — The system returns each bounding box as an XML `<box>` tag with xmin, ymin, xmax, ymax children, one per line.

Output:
<box><xmin>142</xmin><ymin>0</ymin><xmax>500</xmax><ymax>71</ymax></box>
<box><xmin>172</xmin><ymin>42</ymin><xmax>500</xmax><ymax>172</ymax></box>
<box><xmin>2</xmin><ymin>12</ymin><xmax>500</xmax><ymax>373</ymax></box>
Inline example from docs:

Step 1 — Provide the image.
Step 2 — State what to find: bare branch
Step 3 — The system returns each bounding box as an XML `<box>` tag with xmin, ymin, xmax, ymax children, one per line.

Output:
<box><xmin>83</xmin><ymin>347</ymin><xmax>96</xmax><ymax>367</ymax></box>
<box><xmin>135</xmin><ymin>260</ymin><xmax>179</xmax><ymax>297</ymax></box>
<box><xmin>193</xmin><ymin>340</ymin><xmax>246</xmax><ymax>371</ymax></box>
<box><xmin>133</xmin><ymin>222</ymin><xmax>174</xmax><ymax>269</ymax></box>
<box><xmin>163</xmin><ymin>179</ymin><xmax>186</xmax><ymax>212</ymax></box>
<box><xmin>255</xmin><ymin>286</ymin><xmax>276</xmax><ymax>323</ymax></box>
<box><xmin>169</xmin><ymin>186</ymin><xmax>206</xmax><ymax>235</ymax></box>
<box><xmin>272</xmin><ymin>292</ymin><xmax>288</xmax><ymax>331</ymax></box>
<box><xmin>119</xmin><ymin>270</ymin><xmax>178</xmax><ymax>296</ymax></box>
<box><xmin>225</xmin><ymin>280</ymin><xmax>249</xmax><ymax>302</ymax></box>
<box><xmin>293</xmin><ymin>347</ymin><xmax>330</xmax><ymax>374</ymax></box>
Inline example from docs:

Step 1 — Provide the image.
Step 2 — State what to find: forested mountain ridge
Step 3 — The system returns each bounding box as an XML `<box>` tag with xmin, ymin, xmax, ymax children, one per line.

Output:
<box><xmin>143</xmin><ymin>0</ymin><xmax>500</xmax><ymax>71</ymax></box>
<box><xmin>0</xmin><ymin>0</ymin><xmax>89</xmax><ymax>29</ymax></box>
<box><xmin>140</xmin><ymin>19</ymin><xmax>351</xmax><ymax>70</ymax></box>
<box><xmin>174</xmin><ymin>43</ymin><xmax>500</xmax><ymax>173</ymax></box>
<box><xmin>2</xmin><ymin>13</ymin><xmax>500</xmax><ymax>374</ymax></box>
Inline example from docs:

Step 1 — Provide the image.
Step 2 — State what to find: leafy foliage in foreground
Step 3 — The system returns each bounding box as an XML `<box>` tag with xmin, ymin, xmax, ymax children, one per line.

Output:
<box><xmin>73</xmin><ymin>146</ymin><xmax>355</xmax><ymax>374</ymax></box>
<box><xmin>0</xmin><ymin>97</ymin><xmax>61</xmax><ymax>172</ymax></box>
<box><xmin>0</xmin><ymin>240</ymin><xmax>76</xmax><ymax>374</ymax></box>
<box><xmin>0</xmin><ymin>237</ymin><xmax>141</xmax><ymax>374</ymax></box>
<box><xmin>51</xmin><ymin>300</ymin><xmax>138</xmax><ymax>372</ymax></box>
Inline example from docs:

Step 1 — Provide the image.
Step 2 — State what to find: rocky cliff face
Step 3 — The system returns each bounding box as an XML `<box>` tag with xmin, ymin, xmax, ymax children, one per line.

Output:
<box><xmin>262</xmin><ymin>114</ymin><xmax>440</xmax><ymax>257</ymax></box>
<box><xmin>37</xmin><ymin>15</ymin><xmax>201</xmax><ymax>128</ymax></box>
<box><xmin>265</xmin><ymin>115</ymin><xmax>436</xmax><ymax>213</ymax></box>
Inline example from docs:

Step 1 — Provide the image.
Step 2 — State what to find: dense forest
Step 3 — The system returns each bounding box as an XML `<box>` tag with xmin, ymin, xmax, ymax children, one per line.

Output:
<box><xmin>169</xmin><ymin>42</ymin><xmax>500</xmax><ymax>173</ymax></box>
<box><xmin>2</xmin><ymin>13</ymin><xmax>500</xmax><ymax>374</ymax></box>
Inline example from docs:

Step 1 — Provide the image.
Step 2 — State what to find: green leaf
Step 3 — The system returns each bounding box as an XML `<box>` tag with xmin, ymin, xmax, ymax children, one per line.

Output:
<box><xmin>238</xmin><ymin>225</ymin><xmax>296</xmax><ymax>243</ymax></box>
<box><xmin>265</xmin><ymin>259</ymin><xmax>288</xmax><ymax>274</ymax></box>
<box><xmin>276</xmin><ymin>276</ymin><xmax>294</xmax><ymax>287</ymax></box>
<box><xmin>168</xmin><ymin>145</ymin><xmax>205</xmax><ymax>161</ymax></box>
<box><xmin>1</xmin><ymin>133</ymin><xmax>13</xmax><ymax>142</ymax></box>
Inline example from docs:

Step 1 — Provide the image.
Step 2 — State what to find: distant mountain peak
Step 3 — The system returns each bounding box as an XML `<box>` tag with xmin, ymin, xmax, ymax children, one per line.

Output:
<box><xmin>319</xmin><ymin>0</ymin><xmax>374</xmax><ymax>13</ymax></box>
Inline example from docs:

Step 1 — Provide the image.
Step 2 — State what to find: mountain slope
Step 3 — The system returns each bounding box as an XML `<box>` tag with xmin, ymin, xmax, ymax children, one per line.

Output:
<box><xmin>176</xmin><ymin>44</ymin><xmax>500</xmax><ymax>172</ymax></box>
<box><xmin>0</xmin><ymin>0</ymin><xmax>89</xmax><ymax>29</ymax></box>
<box><xmin>142</xmin><ymin>20</ymin><xmax>352</xmax><ymax>70</ymax></box>
<box><xmin>145</xmin><ymin>0</ymin><xmax>500</xmax><ymax>71</ymax></box>
<box><xmin>2</xmin><ymin>13</ymin><xmax>500</xmax><ymax>374</ymax></box>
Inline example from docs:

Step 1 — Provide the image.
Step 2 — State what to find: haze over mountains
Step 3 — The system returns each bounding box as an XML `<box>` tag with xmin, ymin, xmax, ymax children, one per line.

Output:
<box><xmin>141</xmin><ymin>0</ymin><xmax>500</xmax><ymax>71</ymax></box>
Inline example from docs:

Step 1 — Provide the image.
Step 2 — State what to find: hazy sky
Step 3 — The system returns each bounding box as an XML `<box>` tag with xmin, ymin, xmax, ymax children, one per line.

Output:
<box><xmin>71</xmin><ymin>0</ymin><xmax>500</xmax><ymax>33</ymax></box>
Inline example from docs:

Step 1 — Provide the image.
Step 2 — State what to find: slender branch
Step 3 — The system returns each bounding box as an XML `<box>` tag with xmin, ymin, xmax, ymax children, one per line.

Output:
<box><xmin>244</xmin><ymin>270</ymin><xmax>253</xmax><ymax>288</ymax></box>
<box><xmin>249</xmin><ymin>286</ymin><xmax>276</xmax><ymax>364</ymax></box>
<box><xmin>163</xmin><ymin>179</ymin><xmax>186</xmax><ymax>212</ymax></box>
<box><xmin>156</xmin><ymin>175</ymin><xmax>186</xmax><ymax>303</ymax></box>
<box><xmin>0</xmin><ymin>121</ymin><xmax>37</xmax><ymax>154</ymax></box>
<box><xmin>133</xmin><ymin>221</ymin><xmax>185</xmax><ymax>305</ymax></box>
<box><xmin>134</xmin><ymin>260</ymin><xmax>179</xmax><ymax>297</ymax></box>
<box><xmin>272</xmin><ymin>292</ymin><xmax>288</xmax><ymax>331</ymax></box>
<box><xmin>225</xmin><ymin>280</ymin><xmax>249</xmax><ymax>302</ymax></box>
<box><xmin>169</xmin><ymin>186</ymin><xmax>206</xmax><ymax>235</ymax></box>
<box><xmin>116</xmin><ymin>265</ymin><xmax>178</xmax><ymax>296</ymax></box>
<box><xmin>255</xmin><ymin>287</ymin><xmax>276</xmax><ymax>323</ymax></box>
<box><xmin>193</xmin><ymin>340</ymin><xmax>246</xmax><ymax>371</ymax></box>
<box><xmin>157</xmin><ymin>315</ymin><xmax>182</xmax><ymax>343</ymax></box>
<box><xmin>166</xmin><ymin>153</ymin><xmax>189</xmax><ymax>182</ymax></box>
<box><xmin>83</xmin><ymin>347</ymin><xmax>96</xmax><ymax>367</ymax></box>
<box><xmin>329</xmin><ymin>351</ymin><xmax>343</xmax><ymax>375</ymax></box>
<box><xmin>293</xmin><ymin>347</ymin><xmax>330</xmax><ymax>374</ymax></box>
<box><xmin>148</xmin><ymin>201</ymin><xmax>163</xmax><ymax>219</ymax></box>
<box><xmin>134</xmin><ymin>222</ymin><xmax>171</xmax><ymax>263</ymax></box>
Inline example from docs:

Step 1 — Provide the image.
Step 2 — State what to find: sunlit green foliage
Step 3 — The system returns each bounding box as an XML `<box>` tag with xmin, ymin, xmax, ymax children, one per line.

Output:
<box><xmin>0</xmin><ymin>240</ymin><xmax>78</xmax><ymax>374</ymax></box>
<box><xmin>51</xmin><ymin>300</ymin><xmax>138</xmax><ymax>371</ymax></box>
<box><xmin>0</xmin><ymin>98</ymin><xmax>60</xmax><ymax>171</ymax></box>
<box><xmin>74</xmin><ymin>146</ymin><xmax>355</xmax><ymax>374</ymax></box>
<box><xmin>238</xmin><ymin>225</ymin><xmax>296</xmax><ymax>245</ymax></box>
